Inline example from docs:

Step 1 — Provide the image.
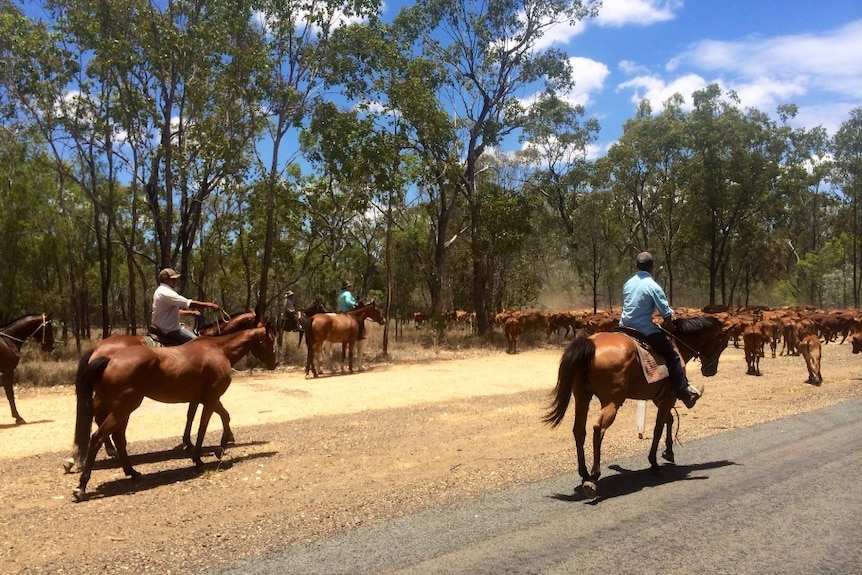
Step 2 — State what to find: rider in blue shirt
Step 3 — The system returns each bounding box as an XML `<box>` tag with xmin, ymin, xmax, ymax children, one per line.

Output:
<box><xmin>619</xmin><ymin>252</ymin><xmax>702</xmax><ymax>408</ymax></box>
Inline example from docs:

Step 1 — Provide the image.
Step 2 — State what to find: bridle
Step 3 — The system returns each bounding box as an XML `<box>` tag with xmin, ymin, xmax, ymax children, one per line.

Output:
<box><xmin>661</xmin><ymin>324</ymin><xmax>726</xmax><ymax>372</ymax></box>
<box><xmin>0</xmin><ymin>314</ymin><xmax>52</xmax><ymax>346</ymax></box>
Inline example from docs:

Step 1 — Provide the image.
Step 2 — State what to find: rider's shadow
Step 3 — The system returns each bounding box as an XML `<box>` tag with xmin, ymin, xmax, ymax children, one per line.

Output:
<box><xmin>549</xmin><ymin>459</ymin><xmax>738</xmax><ymax>504</ymax></box>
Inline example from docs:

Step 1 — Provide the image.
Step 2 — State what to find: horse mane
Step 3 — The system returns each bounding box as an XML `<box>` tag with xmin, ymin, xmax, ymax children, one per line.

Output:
<box><xmin>675</xmin><ymin>314</ymin><xmax>721</xmax><ymax>335</ymax></box>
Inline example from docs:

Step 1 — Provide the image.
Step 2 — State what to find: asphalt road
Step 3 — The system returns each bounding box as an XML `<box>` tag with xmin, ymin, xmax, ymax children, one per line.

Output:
<box><xmin>208</xmin><ymin>397</ymin><xmax>862</xmax><ymax>575</ymax></box>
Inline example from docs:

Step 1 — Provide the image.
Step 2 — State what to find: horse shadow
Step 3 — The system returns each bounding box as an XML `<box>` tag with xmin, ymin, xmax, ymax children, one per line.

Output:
<box><xmin>84</xmin><ymin>441</ymin><xmax>277</xmax><ymax>500</ymax></box>
<box><xmin>0</xmin><ymin>418</ymin><xmax>53</xmax><ymax>430</ymax></box>
<box><xmin>548</xmin><ymin>459</ymin><xmax>738</xmax><ymax>504</ymax></box>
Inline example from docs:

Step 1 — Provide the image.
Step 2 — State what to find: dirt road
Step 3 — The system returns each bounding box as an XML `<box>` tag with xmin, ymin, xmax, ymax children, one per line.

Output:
<box><xmin>1</xmin><ymin>342</ymin><xmax>860</xmax><ymax>574</ymax></box>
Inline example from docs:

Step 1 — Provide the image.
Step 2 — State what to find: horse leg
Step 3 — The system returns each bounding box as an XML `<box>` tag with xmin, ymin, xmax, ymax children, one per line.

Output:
<box><xmin>74</xmin><ymin>412</ymin><xmax>131</xmax><ymax>501</ymax></box>
<box><xmin>192</xmin><ymin>403</ymin><xmax>215</xmax><ymax>469</ymax></box>
<box><xmin>661</xmin><ymin>410</ymin><xmax>675</xmax><ymax>463</ymax></box>
<box><xmin>648</xmin><ymin>403</ymin><xmax>674</xmax><ymax>472</ymax></box>
<box><xmin>110</xmin><ymin>420</ymin><xmax>141</xmax><ymax>480</ymax></box>
<box><xmin>2</xmin><ymin>372</ymin><xmax>25</xmax><ymax>424</ymax></box>
<box><xmin>183</xmin><ymin>403</ymin><xmax>199</xmax><ymax>449</ymax></box>
<box><xmin>347</xmin><ymin>342</ymin><xmax>355</xmax><ymax>373</ymax></box>
<box><xmin>571</xmin><ymin>390</ymin><xmax>593</xmax><ymax>495</ymax></box>
<box><xmin>214</xmin><ymin>400</ymin><xmax>234</xmax><ymax>451</ymax></box>
<box><xmin>585</xmin><ymin>402</ymin><xmax>619</xmax><ymax>498</ymax></box>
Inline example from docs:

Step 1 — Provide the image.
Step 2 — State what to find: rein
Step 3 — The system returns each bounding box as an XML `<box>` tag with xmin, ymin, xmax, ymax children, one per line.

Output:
<box><xmin>661</xmin><ymin>325</ymin><xmax>722</xmax><ymax>372</ymax></box>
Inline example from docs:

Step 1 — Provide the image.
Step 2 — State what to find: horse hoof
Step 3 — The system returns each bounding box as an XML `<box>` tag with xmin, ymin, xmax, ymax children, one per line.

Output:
<box><xmin>214</xmin><ymin>447</ymin><xmax>224</xmax><ymax>460</ymax></box>
<box><xmin>661</xmin><ymin>450</ymin><xmax>675</xmax><ymax>463</ymax></box>
<box><xmin>128</xmin><ymin>469</ymin><xmax>142</xmax><ymax>480</ymax></box>
<box><xmin>581</xmin><ymin>481</ymin><xmax>598</xmax><ymax>499</ymax></box>
<box><xmin>61</xmin><ymin>458</ymin><xmax>75</xmax><ymax>474</ymax></box>
<box><xmin>105</xmin><ymin>446</ymin><xmax>118</xmax><ymax>459</ymax></box>
<box><xmin>72</xmin><ymin>488</ymin><xmax>87</xmax><ymax>502</ymax></box>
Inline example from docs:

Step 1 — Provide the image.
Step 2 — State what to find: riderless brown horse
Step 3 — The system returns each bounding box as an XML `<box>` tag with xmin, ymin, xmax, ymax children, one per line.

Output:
<box><xmin>544</xmin><ymin>314</ymin><xmax>729</xmax><ymax>499</ymax></box>
<box><xmin>0</xmin><ymin>314</ymin><xmax>54</xmax><ymax>424</ymax></box>
<box><xmin>304</xmin><ymin>301</ymin><xmax>385</xmax><ymax>377</ymax></box>
<box><xmin>65</xmin><ymin>309</ymin><xmax>263</xmax><ymax>472</ymax></box>
<box><xmin>72</xmin><ymin>325</ymin><xmax>277</xmax><ymax>501</ymax></box>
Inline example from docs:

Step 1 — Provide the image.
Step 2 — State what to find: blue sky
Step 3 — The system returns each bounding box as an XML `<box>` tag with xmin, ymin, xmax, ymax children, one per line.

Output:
<box><xmin>384</xmin><ymin>0</ymin><xmax>862</xmax><ymax>157</ymax></box>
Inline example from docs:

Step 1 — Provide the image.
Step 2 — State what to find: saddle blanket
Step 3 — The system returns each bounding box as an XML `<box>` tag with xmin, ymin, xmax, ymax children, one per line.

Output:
<box><xmin>615</xmin><ymin>328</ymin><xmax>669</xmax><ymax>384</ymax></box>
<box><xmin>634</xmin><ymin>342</ymin><xmax>669</xmax><ymax>384</ymax></box>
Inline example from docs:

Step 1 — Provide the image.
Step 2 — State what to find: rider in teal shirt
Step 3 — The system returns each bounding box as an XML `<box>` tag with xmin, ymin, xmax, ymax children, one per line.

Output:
<box><xmin>619</xmin><ymin>252</ymin><xmax>702</xmax><ymax>408</ymax></box>
<box><xmin>337</xmin><ymin>280</ymin><xmax>356</xmax><ymax>312</ymax></box>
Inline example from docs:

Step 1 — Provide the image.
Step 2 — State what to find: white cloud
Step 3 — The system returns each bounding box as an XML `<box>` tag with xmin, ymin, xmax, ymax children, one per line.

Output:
<box><xmin>564</xmin><ymin>57</ymin><xmax>611</xmax><ymax>107</ymax></box>
<box><xmin>596</xmin><ymin>0</ymin><xmax>682</xmax><ymax>27</ymax></box>
<box><xmin>670</xmin><ymin>19</ymin><xmax>862</xmax><ymax>99</ymax></box>
<box><xmin>618</xmin><ymin>19</ymin><xmax>862</xmax><ymax>134</ymax></box>
<box><xmin>532</xmin><ymin>19</ymin><xmax>589</xmax><ymax>51</ymax></box>
<box><xmin>617</xmin><ymin>73</ymin><xmax>708</xmax><ymax>111</ymax></box>
<box><xmin>532</xmin><ymin>0</ymin><xmax>680</xmax><ymax>50</ymax></box>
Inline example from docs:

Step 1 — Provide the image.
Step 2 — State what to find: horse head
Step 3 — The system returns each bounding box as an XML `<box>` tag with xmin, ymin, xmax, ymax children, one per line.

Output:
<box><xmin>676</xmin><ymin>315</ymin><xmax>729</xmax><ymax>377</ymax></box>
<box><xmin>363</xmin><ymin>301</ymin><xmax>386</xmax><ymax>325</ymax></box>
<box><xmin>250</xmin><ymin>324</ymin><xmax>278</xmax><ymax>370</ymax></box>
<box><xmin>307</xmin><ymin>300</ymin><xmax>327</xmax><ymax>315</ymax></box>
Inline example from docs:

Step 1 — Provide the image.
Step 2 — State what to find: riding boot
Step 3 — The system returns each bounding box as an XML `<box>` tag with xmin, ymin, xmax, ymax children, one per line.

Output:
<box><xmin>647</xmin><ymin>332</ymin><xmax>702</xmax><ymax>408</ymax></box>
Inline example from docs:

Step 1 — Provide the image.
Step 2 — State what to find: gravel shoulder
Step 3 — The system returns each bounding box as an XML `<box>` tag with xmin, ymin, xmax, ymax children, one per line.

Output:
<box><xmin>1</xmin><ymin>342</ymin><xmax>861</xmax><ymax>574</ymax></box>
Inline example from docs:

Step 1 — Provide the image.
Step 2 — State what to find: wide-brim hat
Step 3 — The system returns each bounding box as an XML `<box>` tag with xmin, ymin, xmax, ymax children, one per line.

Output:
<box><xmin>285</xmin><ymin>290</ymin><xmax>295</xmax><ymax>297</ymax></box>
<box><xmin>158</xmin><ymin>267</ymin><xmax>181</xmax><ymax>282</ymax></box>
<box><xmin>342</xmin><ymin>281</ymin><xmax>352</xmax><ymax>289</ymax></box>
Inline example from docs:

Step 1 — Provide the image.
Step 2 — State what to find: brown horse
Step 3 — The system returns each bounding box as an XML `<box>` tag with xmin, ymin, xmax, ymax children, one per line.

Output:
<box><xmin>65</xmin><ymin>310</ymin><xmax>264</xmax><ymax>473</ymax></box>
<box><xmin>72</xmin><ymin>325</ymin><xmax>277</xmax><ymax>501</ymax></box>
<box><xmin>544</xmin><ymin>315</ymin><xmax>729</xmax><ymax>499</ymax></box>
<box><xmin>0</xmin><ymin>314</ymin><xmax>55</xmax><ymax>424</ymax></box>
<box><xmin>305</xmin><ymin>301</ymin><xmax>385</xmax><ymax>377</ymax></box>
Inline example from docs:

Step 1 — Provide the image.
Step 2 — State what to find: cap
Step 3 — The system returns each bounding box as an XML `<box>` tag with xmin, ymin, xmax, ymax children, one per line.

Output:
<box><xmin>342</xmin><ymin>280</ymin><xmax>352</xmax><ymax>289</ymax></box>
<box><xmin>158</xmin><ymin>267</ymin><xmax>181</xmax><ymax>282</ymax></box>
<box><xmin>635</xmin><ymin>252</ymin><xmax>654</xmax><ymax>265</ymax></box>
<box><xmin>285</xmin><ymin>290</ymin><xmax>295</xmax><ymax>297</ymax></box>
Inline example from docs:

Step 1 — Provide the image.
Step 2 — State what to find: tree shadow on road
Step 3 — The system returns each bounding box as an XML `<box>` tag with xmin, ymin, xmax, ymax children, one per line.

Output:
<box><xmin>548</xmin><ymin>459</ymin><xmax>739</xmax><ymax>504</ymax></box>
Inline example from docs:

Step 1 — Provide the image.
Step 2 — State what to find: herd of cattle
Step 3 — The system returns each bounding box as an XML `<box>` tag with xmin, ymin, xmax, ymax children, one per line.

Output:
<box><xmin>415</xmin><ymin>305</ymin><xmax>862</xmax><ymax>384</ymax></box>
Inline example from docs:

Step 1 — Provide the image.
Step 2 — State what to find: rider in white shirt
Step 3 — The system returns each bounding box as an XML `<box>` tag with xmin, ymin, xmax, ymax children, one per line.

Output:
<box><xmin>151</xmin><ymin>267</ymin><xmax>220</xmax><ymax>345</ymax></box>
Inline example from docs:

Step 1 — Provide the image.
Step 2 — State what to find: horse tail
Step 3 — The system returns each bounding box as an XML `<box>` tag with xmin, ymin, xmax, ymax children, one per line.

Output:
<box><xmin>305</xmin><ymin>315</ymin><xmax>315</xmax><ymax>349</ymax></box>
<box><xmin>72</xmin><ymin>351</ymin><xmax>108</xmax><ymax>468</ymax></box>
<box><xmin>543</xmin><ymin>335</ymin><xmax>595</xmax><ymax>428</ymax></box>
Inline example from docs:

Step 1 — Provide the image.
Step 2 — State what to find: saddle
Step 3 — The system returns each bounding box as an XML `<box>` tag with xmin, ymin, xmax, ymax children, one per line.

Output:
<box><xmin>147</xmin><ymin>325</ymin><xmax>182</xmax><ymax>347</ymax></box>
<box><xmin>615</xmin><ymin>326</ymin><xmax>669</xmax><ymax>384</ymax></box>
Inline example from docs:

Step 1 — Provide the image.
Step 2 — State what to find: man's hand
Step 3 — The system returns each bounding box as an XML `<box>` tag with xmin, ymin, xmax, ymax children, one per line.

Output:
<box><xmin>662</xmin><ymin>315</ymin><xmax>676</xmax><ymax>333</ymax></box>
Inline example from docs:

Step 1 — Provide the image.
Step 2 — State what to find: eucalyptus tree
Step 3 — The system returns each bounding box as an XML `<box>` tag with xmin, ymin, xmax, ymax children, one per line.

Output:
<box><xmin>397</xmin><ymin>0</ymin><xmax>601</xmax><ymax>335</ymax></box>
<box><xmin>0</xmin><ymin>2</ymin><xmax>114</xmax><ymax>336</ymax></box>
<box><xmin>685</xmin><ymin>84</ymin><xmax>786</xmax><ymax>306</ymax></box>
<box><xmin>518</xmin><ymin>91</ymin><xmax>599</xmax><ymax>272</ymax></box>
<box><xmin>772</xmin><ymin>107</ymin><xmax>836</xmax><ymax>304</ymax></box>
<box><xmin>322</xmin><ymin>15</ymin><xmax>466</xmax><ymax>320</ymax></box>
<box><xmin>249</xmin><ymin>0</ymin><xmax>382</xmax><ymax>314</ymax></box>
<box><xmin>5</xmin><ymin>0</ymin><xmax>268</xmax><ymax>334</ymax></box>
<box><xmin>833</xmin><ymin>107</ymin><xmax>862</xmax><ymax>306</ymax></box>
<box><xmin>601</xmin><ymin>96</ymin><xmax>692</xmax><ymax>302</ymax></box>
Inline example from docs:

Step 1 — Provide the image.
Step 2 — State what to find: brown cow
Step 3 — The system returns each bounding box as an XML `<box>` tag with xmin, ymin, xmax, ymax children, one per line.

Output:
<box><xmin>504</xmin><ymin>316</ymin><xmax>521</xmax><ymax>354</ymax></box>
<box><xmin>742</xmin><ymin>324</ymin><xmax>764</xmax><ymax>376</ymax></box>
<box><xmin>412</xmin><ymin>311</ymin><xmax>429</xmax><ymax>328</ymax></box>
<box><xmin>780</xmin><ymin>316</ymin><xmax>800</xmax><ymax>356</ymax></box>
<box><xmin>851</xmin><ymin>331</ymin><xmax>862</xmax><ymax>354</ymax></box>
<box><xmin>797</xmin><ymin>334</ymin><xmax>822</xmax><ymax>385</ymax></box>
